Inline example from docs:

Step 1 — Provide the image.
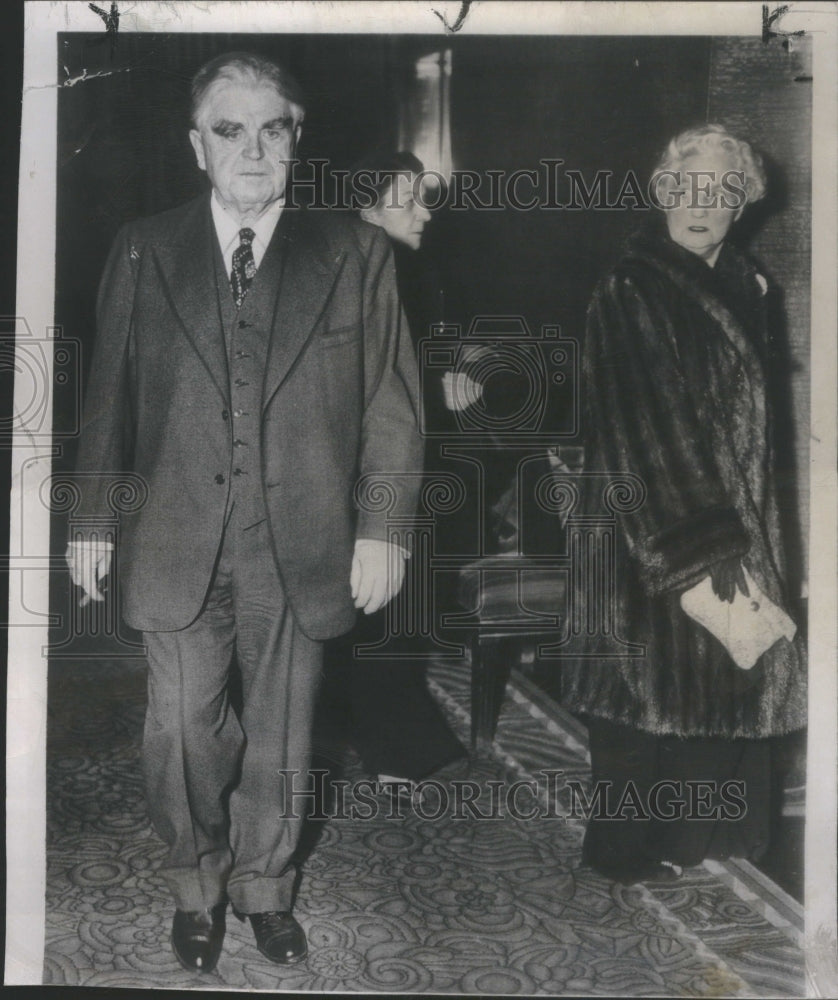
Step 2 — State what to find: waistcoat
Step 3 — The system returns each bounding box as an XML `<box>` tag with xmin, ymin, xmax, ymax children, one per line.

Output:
<box><xmin>213</xmin><ymin>226</ymin><xmax>285</xmax><ymax>529</ymax></box>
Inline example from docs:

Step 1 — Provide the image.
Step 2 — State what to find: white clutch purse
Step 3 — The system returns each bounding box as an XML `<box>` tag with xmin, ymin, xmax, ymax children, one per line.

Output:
<box><xmin>679</xmin><ymin>566</ymin><xmax>797</xmax><ymax>670</ymax></box>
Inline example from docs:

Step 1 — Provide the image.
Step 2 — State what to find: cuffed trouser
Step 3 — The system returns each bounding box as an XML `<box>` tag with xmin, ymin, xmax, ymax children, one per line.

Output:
<box><xmin>141</xmin><ymin>513</ymin><xmax>323</xmax><ymax>914</ymax></box>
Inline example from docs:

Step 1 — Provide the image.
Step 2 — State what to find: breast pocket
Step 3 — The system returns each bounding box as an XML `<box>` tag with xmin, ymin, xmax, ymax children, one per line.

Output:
<box><xmin>317</xmin><ymin>323</ymin><xmax>361</xmax><ymax>348</ymax></box>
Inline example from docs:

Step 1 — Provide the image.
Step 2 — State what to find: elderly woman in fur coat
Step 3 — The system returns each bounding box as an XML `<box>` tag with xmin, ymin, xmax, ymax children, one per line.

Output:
<box><xmin>561</xmin><ymin>124</ymin><xmax>807</xmax><ymax>884</ymax></box>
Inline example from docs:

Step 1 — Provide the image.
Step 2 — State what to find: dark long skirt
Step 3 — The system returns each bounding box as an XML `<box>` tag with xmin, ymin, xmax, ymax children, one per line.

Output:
<box><xmin>582</xmin><ymin>717</ymin><xmax>771</xmax><ymax>882</ymax></box>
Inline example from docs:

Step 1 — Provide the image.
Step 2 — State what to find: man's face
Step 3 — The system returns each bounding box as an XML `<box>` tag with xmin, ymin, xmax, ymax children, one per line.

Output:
<box><xmin>368</xmin><ymin>173</ymin><xmax>432</xmax><ymax>250</ymax></box>
<box><xmin>189</xmin><ymin>77</ymin><xmax>302</xmax><ymax>218</ymax></box>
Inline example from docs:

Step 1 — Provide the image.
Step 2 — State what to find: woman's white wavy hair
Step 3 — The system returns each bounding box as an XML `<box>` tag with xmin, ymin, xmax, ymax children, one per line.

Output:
<box><xmin>652</xmin><ymin>124</ymin><xmax>767</xmax><ymax>207</ymax></box>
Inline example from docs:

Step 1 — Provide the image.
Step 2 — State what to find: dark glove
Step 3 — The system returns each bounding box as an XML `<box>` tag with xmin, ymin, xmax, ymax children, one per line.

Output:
<box><xmin>708</xmin><ymin>557</ymin><xmax>749</xmax><ymax>604</ymax></box>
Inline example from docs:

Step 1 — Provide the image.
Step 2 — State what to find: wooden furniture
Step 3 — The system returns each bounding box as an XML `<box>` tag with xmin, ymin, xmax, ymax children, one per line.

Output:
<box><xmin>456</xmin><ymin>557</ymin><xmax>567</xmax><ymax>750</ymax></box>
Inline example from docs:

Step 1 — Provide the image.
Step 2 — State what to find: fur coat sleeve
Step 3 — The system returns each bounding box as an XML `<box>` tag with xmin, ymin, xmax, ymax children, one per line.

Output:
<box><xmin>583</xmin><ymin>262</ymin><xmax>751</xmax><ymax>597</ymax></box>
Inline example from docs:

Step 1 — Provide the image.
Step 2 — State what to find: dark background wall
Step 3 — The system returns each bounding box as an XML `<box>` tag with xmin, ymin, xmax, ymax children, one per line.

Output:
<box><xmin>54</xmin><ymin>31</ymin><xmax>810</xmax><ymax>594</ymax></box>
<box><xmin>437</xmin><ymin>36</ymin><xmax>711</xmax><ymax>335</ymax></box>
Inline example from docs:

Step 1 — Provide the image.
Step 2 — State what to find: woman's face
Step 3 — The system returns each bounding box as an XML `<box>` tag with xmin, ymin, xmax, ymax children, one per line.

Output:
<box><xmin>366</xmin><ymin>173</ymin><xmax>432</xmax><ymax>250</ymax></box>
<box><xmin>663</xmin><ymin>150</ymin><xmax>744</xmax><ymax>264</ymax></box>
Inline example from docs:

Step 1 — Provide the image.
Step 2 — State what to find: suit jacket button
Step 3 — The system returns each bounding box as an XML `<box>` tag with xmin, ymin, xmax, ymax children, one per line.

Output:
<box><xmin>222</xmin><ymin>409</ymin><xmax>229</xmax><ymax>421</ymax></box>
<box><xmin>215</xmin><ymin>474</ymin><xmax>225</xmax><ymax>484</ymax></box>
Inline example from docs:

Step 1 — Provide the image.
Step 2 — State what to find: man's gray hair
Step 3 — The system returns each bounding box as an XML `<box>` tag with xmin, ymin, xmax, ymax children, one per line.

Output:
<box><xmin>652</xmin><ymin>123</ymin><xmax>767</xmax><ymax>206</ymax></box>
<box><xmin>190</xmin><ymin>51</ymin><xmax>306</xmax><ymax>127</ymax></box>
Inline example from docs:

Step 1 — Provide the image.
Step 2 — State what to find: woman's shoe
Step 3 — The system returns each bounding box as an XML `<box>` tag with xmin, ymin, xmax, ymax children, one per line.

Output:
<box><xmin>588</xmin><ymin>858</ymin><xmax>683</xmax><ymax>886</ymax></box>
<box><xmin>619</xmin><ymin>860</ymin><xmax>683</xmax><ymax>885</ymax></box>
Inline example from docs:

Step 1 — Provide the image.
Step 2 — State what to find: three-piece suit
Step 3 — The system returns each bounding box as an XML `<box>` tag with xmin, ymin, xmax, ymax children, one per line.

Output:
<box><xmin>74</xmin><ymin>192</ymin><xmax>423</xmax><ymax>911</ymax></box>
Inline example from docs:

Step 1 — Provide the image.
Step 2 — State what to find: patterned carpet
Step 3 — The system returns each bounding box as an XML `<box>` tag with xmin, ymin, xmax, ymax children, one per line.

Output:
<box><xmin>44</xmin><ymin>656</ymin><xmax>805</xmax><ymax>995</ymax></box>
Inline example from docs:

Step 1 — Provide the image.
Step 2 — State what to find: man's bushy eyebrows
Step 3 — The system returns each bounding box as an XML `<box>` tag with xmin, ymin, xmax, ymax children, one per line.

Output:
<box><xmin>209</xmin><ymin>116</ymin><xmax>294</xmax><ymax>130</ymax></box>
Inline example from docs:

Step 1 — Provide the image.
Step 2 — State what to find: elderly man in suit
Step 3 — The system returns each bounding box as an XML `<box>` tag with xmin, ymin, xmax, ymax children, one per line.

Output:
<box><xmin>66</xmin><ymin>51</ymin><xmax>422</xmax><ymax>973</ymax></box>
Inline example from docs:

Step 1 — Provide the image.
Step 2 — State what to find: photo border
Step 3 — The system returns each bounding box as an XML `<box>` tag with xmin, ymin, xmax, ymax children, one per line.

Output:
<box><xmin>7</xmin><ymin>2</ymin><xmax>837</xmax><ymax>991</ymax></box>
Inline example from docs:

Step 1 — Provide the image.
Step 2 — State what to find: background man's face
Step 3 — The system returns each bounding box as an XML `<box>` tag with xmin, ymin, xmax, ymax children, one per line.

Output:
<box><xmin>190</xmin><ymin>77</ymin><xmax>302</xmax><ymax>215</ymax></box>
<box><xmin>368</xmin><ymin>173</ymin><xmax>432</xmax><ymax>250</ymax></box>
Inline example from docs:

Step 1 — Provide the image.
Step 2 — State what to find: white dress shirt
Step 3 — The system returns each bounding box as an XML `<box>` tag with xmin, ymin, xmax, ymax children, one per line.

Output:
<box><xmin>210</xmin><ymin>190</ymin><xmax>284</xmax><ymax>278</ymax></box>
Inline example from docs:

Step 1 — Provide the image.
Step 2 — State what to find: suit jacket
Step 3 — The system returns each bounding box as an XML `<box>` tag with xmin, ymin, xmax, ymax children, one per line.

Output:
<box><xmin>75</xmin><ymin>193</ymin><xmax>423</xmax><ymax>638</ymax></box>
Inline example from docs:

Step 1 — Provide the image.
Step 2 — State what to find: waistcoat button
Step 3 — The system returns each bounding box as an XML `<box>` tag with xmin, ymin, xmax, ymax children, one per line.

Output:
<box><xmin>215</xmin><ymin>474</ymin><xmax>225</xmax><ymax>484</ymax></box>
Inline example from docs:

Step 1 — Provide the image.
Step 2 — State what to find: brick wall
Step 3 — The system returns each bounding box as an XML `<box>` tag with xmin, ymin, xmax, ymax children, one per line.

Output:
<box><xmin>708</xmin><ymin>36</ymin><xmax>812</xmax><ymax>594</ymax></box>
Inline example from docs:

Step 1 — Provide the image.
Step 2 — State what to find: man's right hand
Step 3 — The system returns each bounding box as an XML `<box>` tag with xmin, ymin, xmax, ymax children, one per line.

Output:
<box><xmin>65</xmin><ymin>541</ymin><xmax>113</xmax><ymax>605</ymax></box>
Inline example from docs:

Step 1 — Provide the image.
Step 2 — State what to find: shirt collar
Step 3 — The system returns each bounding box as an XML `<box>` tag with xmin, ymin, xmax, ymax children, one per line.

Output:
<box><xmin>210</xmin><ymin>190</ymin><xmax>284</xmax><ymax>258</ymax></box>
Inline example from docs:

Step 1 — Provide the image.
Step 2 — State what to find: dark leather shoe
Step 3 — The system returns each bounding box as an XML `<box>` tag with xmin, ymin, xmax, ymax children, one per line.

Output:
<box><xmin>240</xmin><ymin>910</ymin><xmax>307</xmax><ymax>965</ymax></box>
<box><xmin>171</xmin><ymin>903</ymin><xmax>226</xmax><ymax>973</ymax></box>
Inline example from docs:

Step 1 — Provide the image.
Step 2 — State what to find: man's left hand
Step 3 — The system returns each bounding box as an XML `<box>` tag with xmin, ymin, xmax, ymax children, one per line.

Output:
<box><xmin>350</xmin><ymin>539</ymin><xmax>408</xmax><ymax>614</ymax></box>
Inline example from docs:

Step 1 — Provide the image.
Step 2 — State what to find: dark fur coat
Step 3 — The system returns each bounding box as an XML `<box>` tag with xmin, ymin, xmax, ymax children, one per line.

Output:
<box><xmin>560</xmin><ymin>221</ymin><xmax>807</xmax><ymax>738</ymax></box>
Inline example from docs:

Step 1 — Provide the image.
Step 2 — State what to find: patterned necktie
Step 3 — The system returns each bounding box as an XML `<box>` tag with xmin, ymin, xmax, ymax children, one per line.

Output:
<box><xmin>231</xmin><ymin>227</ymin><xmax>256</xmax><ymax>308</ymax></box>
